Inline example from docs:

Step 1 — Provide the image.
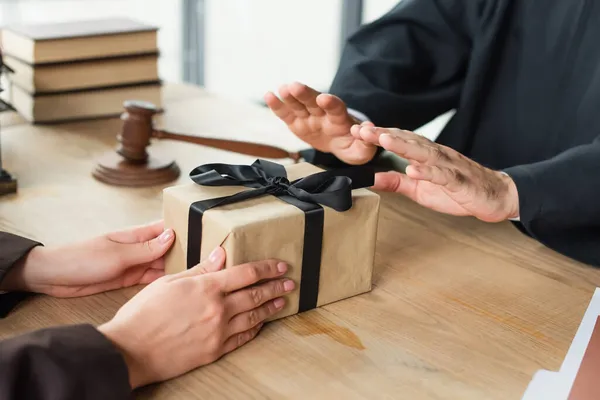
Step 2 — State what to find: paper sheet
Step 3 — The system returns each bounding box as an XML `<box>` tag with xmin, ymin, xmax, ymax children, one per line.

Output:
<box><xmin>560</xmin><ymin>288</ymin><xmax>600</xmax><ymax>382</ymax></box>
<box><xmin>522</xmin><ymin>370</ymin><xmax>571</xmax><ymax>400</ymax></box>
<box><xmin>522</xmin><ymin>288</ymin><xmax>600</xmax><ymax>400</ymax></box>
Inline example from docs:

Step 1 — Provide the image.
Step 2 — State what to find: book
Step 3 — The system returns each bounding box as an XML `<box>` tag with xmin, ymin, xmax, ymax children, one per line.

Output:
<box><xmin>521</xmin><ymin>288</ymin><xmax>600</xmax><ymax>399</ymax></box>
<box><xmin>0</xmin><ymin>18</ymin><xmax>158</xmax><ymax>64</ymax></box>
<box><xmin>567</xmin><ymin>315</ymin><xmax>600</xmax><ymax>399</ymax></box>
<box><xmin>1</xmin><ymin>80</ymin><xmax>162</xmax><ymax>123</ymax></box>
<box><xmin>2</xmin><ymin>52</ymin><xmax>160</xmax><ymax>94</ymax></box>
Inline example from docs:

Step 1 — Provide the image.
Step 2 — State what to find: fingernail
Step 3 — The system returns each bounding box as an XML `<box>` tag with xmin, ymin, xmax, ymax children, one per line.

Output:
<box><xmin>209</xmin><ymin>247</ymin><xmax>224</xmax><ymax>263</ymax></box>
<box><xmin>274</xmin><ymin>298</ymin><xmax>285</xmax><ymax>309</ymax></box>
<box><xmin>277</xmin><ymin>262</ymin><xmax>288</xmax><ymax>273</ymax></box>
<box><xmin>283</xmin><ymin>279</ymin><xmax>295</xmax><ymax>291</ymax></box>
<box><xmin>158</xmin><ymin>229</ymin><xmax>173</xmax><ymax>244</ymax></box>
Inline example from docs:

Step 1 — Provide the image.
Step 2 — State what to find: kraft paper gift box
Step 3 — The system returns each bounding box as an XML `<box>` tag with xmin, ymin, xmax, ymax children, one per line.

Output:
<box><xmin>163</xmin><ymin>159</ymin><xmax>380</xmax><ymax>320</ymax></box>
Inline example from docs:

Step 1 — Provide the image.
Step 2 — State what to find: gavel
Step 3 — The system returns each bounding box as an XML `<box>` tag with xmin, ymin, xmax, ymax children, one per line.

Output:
<box><xmin>92</xmin><ymin>100</ymin><xmax>301</xmax><ymax>187</ymax></box>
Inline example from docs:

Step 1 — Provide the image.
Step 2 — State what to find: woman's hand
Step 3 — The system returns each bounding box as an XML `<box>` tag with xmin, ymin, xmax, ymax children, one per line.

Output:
<box><xmin>0</xmin><ymin>221</ymin><xmax>175</xmax><ymax>297</ymax></box>
<box><xmin>98</xmin><ymin>247</ymin><xmax>294</xmax><ymax>389</ymax></box>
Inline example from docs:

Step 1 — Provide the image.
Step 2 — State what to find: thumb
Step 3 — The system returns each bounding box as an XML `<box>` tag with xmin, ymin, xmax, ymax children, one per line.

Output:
<box><xmin>120</xmin><ymin>228</ymin><xmax>175</xmax><ymax>267</ymax></box>
<box><xmin>373</xmin><ymin>171</ymin><xmax>418</xmax><ymax>199</ymax></box>
<box><xmin>178</xmin><ymin>246</ymin><xmax>226</xmax><ymax>278</ymax></box>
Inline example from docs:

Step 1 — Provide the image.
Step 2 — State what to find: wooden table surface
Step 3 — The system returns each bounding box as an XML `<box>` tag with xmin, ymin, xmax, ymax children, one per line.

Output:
<box><xmin>1</xmin><ymin>83</ymin><xmax>599</xmax><ymax>400</ymax></box>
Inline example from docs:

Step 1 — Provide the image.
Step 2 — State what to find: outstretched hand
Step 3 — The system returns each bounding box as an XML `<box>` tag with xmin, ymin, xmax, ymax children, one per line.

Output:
<box><xmin>264</xmin><ymin>82</ymin><xmax>377</xmax><ymax>165</ymax></box>
<box><xmin>1</xmin><ymin>221</ymin><xmax>175</xmax><ymax>297</ymax></box>
<box><xmin>351</xmin><ymin>124</ymin><xmax>520</xmax><ymax>222</ymax></box>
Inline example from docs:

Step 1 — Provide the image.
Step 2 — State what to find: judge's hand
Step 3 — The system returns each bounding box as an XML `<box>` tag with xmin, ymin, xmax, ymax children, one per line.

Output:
<box><xmin>98</xmin><ymin>247</ymin><xmax>294</xmax><ymax>389</ymax></box>
<box><xmin>0</xmin><ymin>221</ymin><xmax>175</xmax><ymax>297</ymax></box>
<box><xmin>264</xmin><ymin>82</ymin><xmax>377</xmax><ymax>165</ymax></box>
<box><xmin>351</xmin><ymin>124</ymin><xmax>520</xmax><ymax>222</ymax></box>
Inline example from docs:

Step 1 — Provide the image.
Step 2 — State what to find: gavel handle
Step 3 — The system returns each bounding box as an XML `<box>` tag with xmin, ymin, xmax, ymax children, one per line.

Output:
<box><xmin>153</xmin><ymin>129</ymin><xmax>301</xmax><ymax>162</ymax></box>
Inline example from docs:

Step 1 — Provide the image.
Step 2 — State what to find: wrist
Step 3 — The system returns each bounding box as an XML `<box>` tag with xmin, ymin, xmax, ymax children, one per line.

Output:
<box><xmin>499</xmin><ymin>172</ymin><xmax>520</xmax><ymax>220</ymax></box>
<box><xmin>98</xmin><ymin>321</ymin><xmax>152</xmax><ymax>389</ymax></box>
<box><xmin>0</xmin><ymin>246</ymin><xmax>48</xmax><ymax>292</ymax></box>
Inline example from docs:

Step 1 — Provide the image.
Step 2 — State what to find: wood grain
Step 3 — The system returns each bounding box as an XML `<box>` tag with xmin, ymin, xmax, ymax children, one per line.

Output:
<box><xmin>1</xmin><ymin>83</ymin><xmax>599</xmax><ymax>400</ymax></box>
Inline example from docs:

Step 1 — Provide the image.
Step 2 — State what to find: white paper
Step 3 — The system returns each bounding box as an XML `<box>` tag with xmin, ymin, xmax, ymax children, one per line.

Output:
<box><xmin>521</xmin><ymin>370</ymin><xmax>571</xmax><ymax>400</ymax></box>
<box><xmin>522</xmin><ymin>288</ymin><xmax>600</xmax><ymax>400</ymax></box>
<box><xmin>560</xmin><ymin>288</ymin><xmax>600</xmax><ymax>383</ymax></box>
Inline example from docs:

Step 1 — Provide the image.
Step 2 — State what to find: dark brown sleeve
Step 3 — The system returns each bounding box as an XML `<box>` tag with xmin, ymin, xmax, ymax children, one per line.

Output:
<box><xmin>0</xmin><ymin>324</ymin><xmax>131</xmax><ymax>400</ymax></box>
<box><xmin>0</xmin><ymin>232</ymin><xmax>43</xmax><ymax>317</ymax></box>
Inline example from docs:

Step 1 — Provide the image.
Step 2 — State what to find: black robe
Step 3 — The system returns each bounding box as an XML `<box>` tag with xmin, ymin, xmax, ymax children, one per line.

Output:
<box><xmin>311</xmin><ymin>0</ymin><xmax>600</xmax><ymax>267</ymax></box>
<box><xmin>0</xmin><ymin>233</ymin><xmax>131</xmax><ymax>399</ymax></box>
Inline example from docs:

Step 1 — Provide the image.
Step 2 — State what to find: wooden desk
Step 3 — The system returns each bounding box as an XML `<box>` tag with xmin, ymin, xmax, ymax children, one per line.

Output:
<box><xmin>1</xmin><ymin>83</ymin><xmax>599</xmax><ymax>400</ymax></box>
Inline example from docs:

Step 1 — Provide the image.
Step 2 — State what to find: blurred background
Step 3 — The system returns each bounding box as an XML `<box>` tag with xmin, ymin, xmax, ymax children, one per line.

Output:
<box><xmin>0</xmin><ymin>0</ymin><xmax>449</xmax><ymax>137</ymax></box>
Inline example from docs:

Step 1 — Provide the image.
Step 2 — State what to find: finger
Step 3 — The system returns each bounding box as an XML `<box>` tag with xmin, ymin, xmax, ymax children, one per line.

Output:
<box><xmin>279</xmin><ymin>84</ymin><xmax>310</xmax><ymax>117</ymax></box>
<box><xmin>354</xmin><ymin>125</ymin><xmax>388</xmax><ymax>147</ymax></box>
<box><xmin>214</xmin><ymin>260</ymin><xmax>288</xmax><ymax>293</ymax></box>
<box><xmin>379</xmin><ymin>133</ymin><xmax>453</xmax><ymax>165</ymax></box>
<box><xmin>226</xmin><ymin>278</ymin><xmax>294</xmax><ymax>316</ymax></box>
<box><xmin>221</xmin><ymin>323</ymin><xmax>263</xmax><ymax>356</ymax></box>
<box><xmin>264</xmin><ymin>91</ymin><xmax>296</xmax><ymax>125</ymax></box>
<box><xmin>288</xmin><ymin>82</ymin><xmax>325</xmax><ymax>116</ymax></box>
<box><xmin>357</xmin><ymin>126</ymin><xmax>430</xmax><ymax>145</ymax></box>
<box><xmin>372</xmin><ymin>171</ymin><xmax>419</xmax><ymax>200</ymax></box>
<box><xmin>106</xmin><ymin>220</ymin><xmax>164</xmax><ymax>244</ymax></box>
<box><xmin>117</xmin><ymin>228</ymin><xmax>175</xmax><ymax>267</ymax></box>
<box><xmin>361</xmin><ymin>120</ymin><xmax>375</xmax><ymax>127</ymax></box>
<box><xmin>407</xmin><ymin>164</ymin><xmax>468</xmax><ymax>192</ymax></box>
<box><xmin>350</xmin><ymin>124</ymin><xmax>361</xmax><ymax>139</ymax></box>
<box><xmin>316</xmin><ymin>94</ymin><xmax>350</xmax><ymax>125</ymax></box>
<box><xmin>173</xmin><ymin>246</ymin><xmax>226</xmax><ymax>279</ymax></box>
<box><xmin>228</xmin><ymin>298</ymin><xmax>286</xmax><ymax>335</ymax></box>
<box><xmin>138</xmin><ymin>268</ymin><xmax>165</xmax><ymax>284</ymax></box>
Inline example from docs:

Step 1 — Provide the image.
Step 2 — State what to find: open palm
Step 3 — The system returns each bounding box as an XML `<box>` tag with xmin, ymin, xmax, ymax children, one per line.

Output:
<box><xmin>264</xmin><ymin>82</ymin><xmax>377</xmax><ymax>165</ymax></box>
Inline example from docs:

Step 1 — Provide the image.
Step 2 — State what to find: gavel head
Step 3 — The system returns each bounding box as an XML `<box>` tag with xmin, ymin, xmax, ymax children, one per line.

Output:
<box><xmin>116</xmin><ymin>100</ymin><xmax>159</xmax><ymax>163</ymax></box>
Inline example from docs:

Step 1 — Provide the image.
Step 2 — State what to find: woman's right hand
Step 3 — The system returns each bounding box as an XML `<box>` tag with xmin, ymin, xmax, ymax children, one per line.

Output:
<box><xmin>98</xmin><ymin>247</ymin><xmax>295</xmax><ymax>389</ymax></box>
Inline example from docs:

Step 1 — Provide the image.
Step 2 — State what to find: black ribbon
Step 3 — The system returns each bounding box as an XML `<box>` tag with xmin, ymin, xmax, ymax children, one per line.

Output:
<box><xmin>186</xmin><ymin>159</ymin><xmax>374</xmax><ymax>312</ymax></box>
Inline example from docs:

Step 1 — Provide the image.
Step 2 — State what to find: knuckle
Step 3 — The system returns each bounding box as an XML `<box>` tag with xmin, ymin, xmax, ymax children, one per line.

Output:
<box><xmin>431</xmin><ymin>147</ymin><xmax>450</xmax><ymax>162</ymax></box>
<box><xmin>237</xmin><ymin>332</ymin><xmax>249</xmax><ymax>348</ymax></box>
<box><xmin>274</xmin><ymin>280</ymin><xmax>285</xmax><ymax>295</ymax></box>
<box><xmin>450</xmin><ymin>169</ymin><xmax>468</xmax><ymax>185</ymax></box>
<box><xmin>250</xmin><ymin>287</ymin><xmax>262</xmax><ymax>306</ymax></box>
<box><xmin>247</xmin><ymin>310</ymin><xmax>258</xmax><ymax>327</ymax></box>
<box><xmin>245</xmin><ymin>265</ymin><xmax>260</xmax><ymax>283</ymax></box>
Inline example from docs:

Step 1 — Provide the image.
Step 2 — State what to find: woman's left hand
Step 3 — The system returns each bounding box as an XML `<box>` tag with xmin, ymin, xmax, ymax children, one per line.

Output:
<box><xmin>1</xmin><ymin>221</ymin><xmax>175</xmax><ymax>297</ymax></box>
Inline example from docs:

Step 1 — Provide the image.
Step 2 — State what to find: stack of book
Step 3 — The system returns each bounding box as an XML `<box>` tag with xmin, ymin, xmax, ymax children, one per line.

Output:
<box><xmin>0</xmin><ymin>17</ymin><xmax>162</xmax><ymax>123</ymax></box>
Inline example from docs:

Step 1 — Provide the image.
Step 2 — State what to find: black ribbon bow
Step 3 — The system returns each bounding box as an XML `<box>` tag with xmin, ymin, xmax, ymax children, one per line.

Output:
<box><xmin>186</xmin><ymin>159</ymin><xmax>374</xmax><ymax>312</ymax></box>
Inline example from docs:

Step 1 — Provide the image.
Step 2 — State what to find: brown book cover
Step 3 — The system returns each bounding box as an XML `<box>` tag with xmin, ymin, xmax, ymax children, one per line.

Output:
<box><xmin>3</xmin><ymin>52</ymin><xmax>160</xmax><ymax>94</ymax></box>
<box><xmin>1</xmin><ymin>79</ymin><xmax>163</xmax><ymax>123</ymax></box>
<box><xmin>1</xmin><ymin>18</ymin><xmax>158</xmax><ymax>64</ymax></box>
<box><xmin>568</xmin><ymin>315</ymin><xmax>600</xmax><ymax>399</ymax></box>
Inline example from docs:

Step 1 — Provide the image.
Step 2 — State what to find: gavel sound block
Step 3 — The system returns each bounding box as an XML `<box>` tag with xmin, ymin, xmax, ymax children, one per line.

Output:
<box><xmin>92</xmin><ymin>100</ymin><xmax>300</xmax><ymax>187</ymax></box>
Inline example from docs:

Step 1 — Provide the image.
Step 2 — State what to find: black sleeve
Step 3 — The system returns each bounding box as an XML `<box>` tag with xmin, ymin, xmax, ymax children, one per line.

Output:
<box><xmin>0</xmin><ymin>232</ymin><xmax>42</xmax><ymax>317</ymax></box>
<box><xmin>0</xmin><ymin>324</ymin><xmax>131</xmax><ymax>400</ymax></box>
<box><xmin>503</xmin><ymin>137</ymin><xmax>600</xmax><ymax>266</ymax></box>
<box><xmin>329</xmin><ymin>0</ymin><xmax>480</xmax><ymax>130</ymax></box>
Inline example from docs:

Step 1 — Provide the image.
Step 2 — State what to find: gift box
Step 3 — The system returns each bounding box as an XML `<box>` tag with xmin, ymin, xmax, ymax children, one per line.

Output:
<box><xmin>163</xmin><ymin>159</ymin><xmax>380</xmax><ymax>320</ymax></box>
